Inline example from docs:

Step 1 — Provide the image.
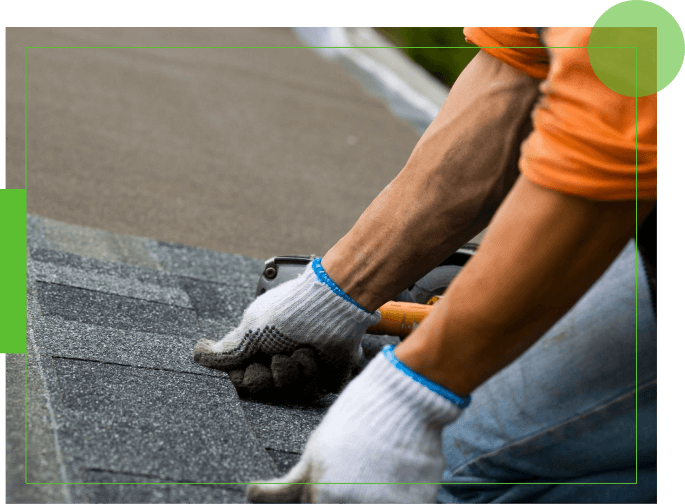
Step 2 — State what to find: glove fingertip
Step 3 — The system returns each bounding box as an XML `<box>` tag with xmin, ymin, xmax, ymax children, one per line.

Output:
<box><xmin>192</xmin><ymin>338</ymin><xmax>215</xmax><ymax>359</ymax></box>
<box><xmin>247</xmin><ymin>481</ymin><xmax>305</xmax><ymax>503</ymax></box>
<box><xmin>243</xmin><ymin>362</ymin><xmax>274</xmax><ymax>396</ymax></box>
<box><xmin>227</xmin><ymin>369</ymin><xmax>245</xmax><ymax>390</ymax></box>
<box><xmin>271</xmin><ymin>353</ymin><xmax>302</xmax><ymax>388</ymax></box>
<box><xmin>247</xmin><ymin>451</ymin><xmax>315</xmax><ymax>502</ymax></box>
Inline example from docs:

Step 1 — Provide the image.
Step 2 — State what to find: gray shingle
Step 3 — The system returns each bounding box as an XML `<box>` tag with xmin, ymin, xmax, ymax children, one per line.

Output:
<box><xmin>36</xmin><ymin>282</ymin><xmax>199</xmax><ymax>336</ymax></box>
<box><xmin>240</xmin><ymin>397</ymin><xmax>334</xmax><ymax>454</ymax></box>
<box><xmin>52</xmin><ymin>359</ymin><xmax>276</xmax><ymax>484</ymax></box>
<box><xmin>21</xmin><ymin>215</ymin><xmax>346</xmax><ymax>502</ymax></box>
<box><xmin>30</xmin><ymin>255</ymin><xmax>193</xmax><ymax>307</ymax></box>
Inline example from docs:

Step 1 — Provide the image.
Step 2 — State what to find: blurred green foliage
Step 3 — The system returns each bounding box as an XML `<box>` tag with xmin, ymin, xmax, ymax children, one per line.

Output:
<box><xmin>374</xmin><ymin>28</ymin><xmax>479</xmax><ymax>87</ymax></box>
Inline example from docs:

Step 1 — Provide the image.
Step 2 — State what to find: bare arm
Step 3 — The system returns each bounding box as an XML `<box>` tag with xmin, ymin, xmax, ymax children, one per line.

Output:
<box><xmin>321</xmin><ymin>50</ymin><xmax>541</xmax><ymax>312</ymax></box>
<box><xmin>394</xmin><ymin>175</ymin><xmax>655</xmax><ymax>396</ymax></box>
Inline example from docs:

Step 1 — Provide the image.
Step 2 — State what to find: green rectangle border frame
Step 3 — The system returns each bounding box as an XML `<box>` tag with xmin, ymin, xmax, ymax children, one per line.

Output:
<box><xmin>14</xmin><ymin>42</ymin><xmax>643</xmax><ymax>487</ymax></box>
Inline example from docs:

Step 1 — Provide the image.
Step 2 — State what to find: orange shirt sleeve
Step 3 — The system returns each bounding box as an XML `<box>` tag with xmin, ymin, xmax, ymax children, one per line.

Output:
<box><xmin>464</xmin><ymin>27</ymin><xmax>657</xmax><ymax>201</ymax></box>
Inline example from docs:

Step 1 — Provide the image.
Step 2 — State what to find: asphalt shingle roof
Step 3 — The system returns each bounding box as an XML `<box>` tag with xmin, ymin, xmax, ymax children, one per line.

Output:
<box><xmin>5</xmin><ymin>27</ymin><xmax>425</xmax><ymax>502</ymax></box>
<box><xmin>18</xmin><ymin>214</ymin><xmax>368</xmax><ymax>502</ymax></box>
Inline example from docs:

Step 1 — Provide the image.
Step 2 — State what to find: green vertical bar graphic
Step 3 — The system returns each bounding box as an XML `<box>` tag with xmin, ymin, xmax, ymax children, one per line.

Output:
<box><xmin>0</xmin><ymin>189</ymin><xmax>27</xmax><ymax>353</ymax></box>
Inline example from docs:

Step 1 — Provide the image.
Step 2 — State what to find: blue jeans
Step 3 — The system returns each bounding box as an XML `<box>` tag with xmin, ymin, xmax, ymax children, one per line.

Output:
<box><xmin>438</xmin><ymin>240</ymin><xmax>657</xmax><ymax>503</ymax></box>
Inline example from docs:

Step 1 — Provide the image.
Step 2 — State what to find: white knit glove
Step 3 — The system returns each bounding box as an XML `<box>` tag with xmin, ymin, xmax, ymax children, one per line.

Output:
<box><xmin>246</xmin><ymin>345</ymin><xmax>470</xmax><ymax>503</ymax></box>
<box><xmin>193</xmin><ymin>259</ymin><xmax>380</xmax><ymax>396</ymax></box>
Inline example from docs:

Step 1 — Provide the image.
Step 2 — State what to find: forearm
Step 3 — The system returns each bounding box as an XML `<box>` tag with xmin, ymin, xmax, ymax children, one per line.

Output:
<box><xmin>394</xmin><ymin>175</ymin><xmax>655</xmax><ymax>396</ymax></box>
<box><xmin>322</xmin><ymin>51</ymin><xmax>541</xmax><ymax>312</ymax></box>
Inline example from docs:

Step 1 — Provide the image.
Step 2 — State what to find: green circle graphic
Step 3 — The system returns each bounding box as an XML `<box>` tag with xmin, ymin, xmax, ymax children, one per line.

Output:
<box><xmin>589</xmin><ymin>0</ymin><xmax>684</xmax><ymax>96</ymax></box>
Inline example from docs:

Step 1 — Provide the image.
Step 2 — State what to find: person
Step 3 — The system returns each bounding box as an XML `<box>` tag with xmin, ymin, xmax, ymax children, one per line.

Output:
<box><xmin>194</xmin><ymin>27</ymin><xmax>656</xmax><ymax>503</ymax></box>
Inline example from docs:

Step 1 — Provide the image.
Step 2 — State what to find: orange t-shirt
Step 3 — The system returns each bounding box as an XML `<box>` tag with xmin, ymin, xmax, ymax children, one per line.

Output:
<box><xmin>463</xmin><ymin>27</ymin><xmax>656</xmax><ymax>201</ymax></box>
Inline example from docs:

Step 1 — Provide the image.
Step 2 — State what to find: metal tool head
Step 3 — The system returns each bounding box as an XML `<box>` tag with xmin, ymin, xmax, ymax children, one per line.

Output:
<box><xmin>255</xmin><ymin>244</ymin><xmax>478</xmax><ymax>301</ymax></box>
<box><xmin>255</xmin><ymin>255</ymin><xmax>318</xmax><ymax>297</ymax></box>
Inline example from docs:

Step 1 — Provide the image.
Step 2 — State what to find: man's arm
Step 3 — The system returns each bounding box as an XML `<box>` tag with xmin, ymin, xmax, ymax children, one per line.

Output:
<box><xmin>321</xmin><ymin>50</ymin><xmax>541</xmax><ymax>312</ymax></box>
<box><xmin>394</xmin><ymin>174</ymin><xmax>655</xmax><ymax>396</ymax></box>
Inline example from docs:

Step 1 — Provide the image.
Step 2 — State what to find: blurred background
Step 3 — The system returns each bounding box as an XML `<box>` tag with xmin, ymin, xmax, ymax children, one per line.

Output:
<box><xmin>374</xmin><ymin>27</ymin><xmax>478</xmax><ymax>87</ymax></box>
<box><xmin>7</xmin><ymin>27</ymin><xmax>483</xmax><ymax>263</ymax></box>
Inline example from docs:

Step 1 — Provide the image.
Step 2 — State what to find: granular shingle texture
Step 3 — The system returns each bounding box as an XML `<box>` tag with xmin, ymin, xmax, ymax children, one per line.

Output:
<box><xmin>17</xmin><ymin>215</ymin><xmax>347</xmax><ymax>503</ymax></box>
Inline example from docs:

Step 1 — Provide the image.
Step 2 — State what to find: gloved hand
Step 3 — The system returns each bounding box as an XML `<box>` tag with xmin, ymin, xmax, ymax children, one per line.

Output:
<box><xmin>246</xmin><ymin>345</ymin><xmax>470</xmax><ymax>503</ymax></box>
<box><xmin>193</xmin><ymin>258</ymin><xmax>381</xmax><ymax>399</ymax></box>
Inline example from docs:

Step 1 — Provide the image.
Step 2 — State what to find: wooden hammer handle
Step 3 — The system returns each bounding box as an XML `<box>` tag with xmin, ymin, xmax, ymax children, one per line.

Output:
<box><xmin>366</xmin><ymin>301</ymin><xmax>434</xmax><ymax>338</ymax></box>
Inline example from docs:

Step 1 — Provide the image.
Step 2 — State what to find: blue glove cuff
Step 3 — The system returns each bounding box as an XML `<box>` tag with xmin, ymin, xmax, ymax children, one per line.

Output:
<box><xmin>311</xmin><ymin>258</ymin><xmax>372</xmax><ymax>314</ymax></box>
<box><xmin>382</xmin><ymin>345</ymin><xmax>471</xmax><ymax>408</ymax></box>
